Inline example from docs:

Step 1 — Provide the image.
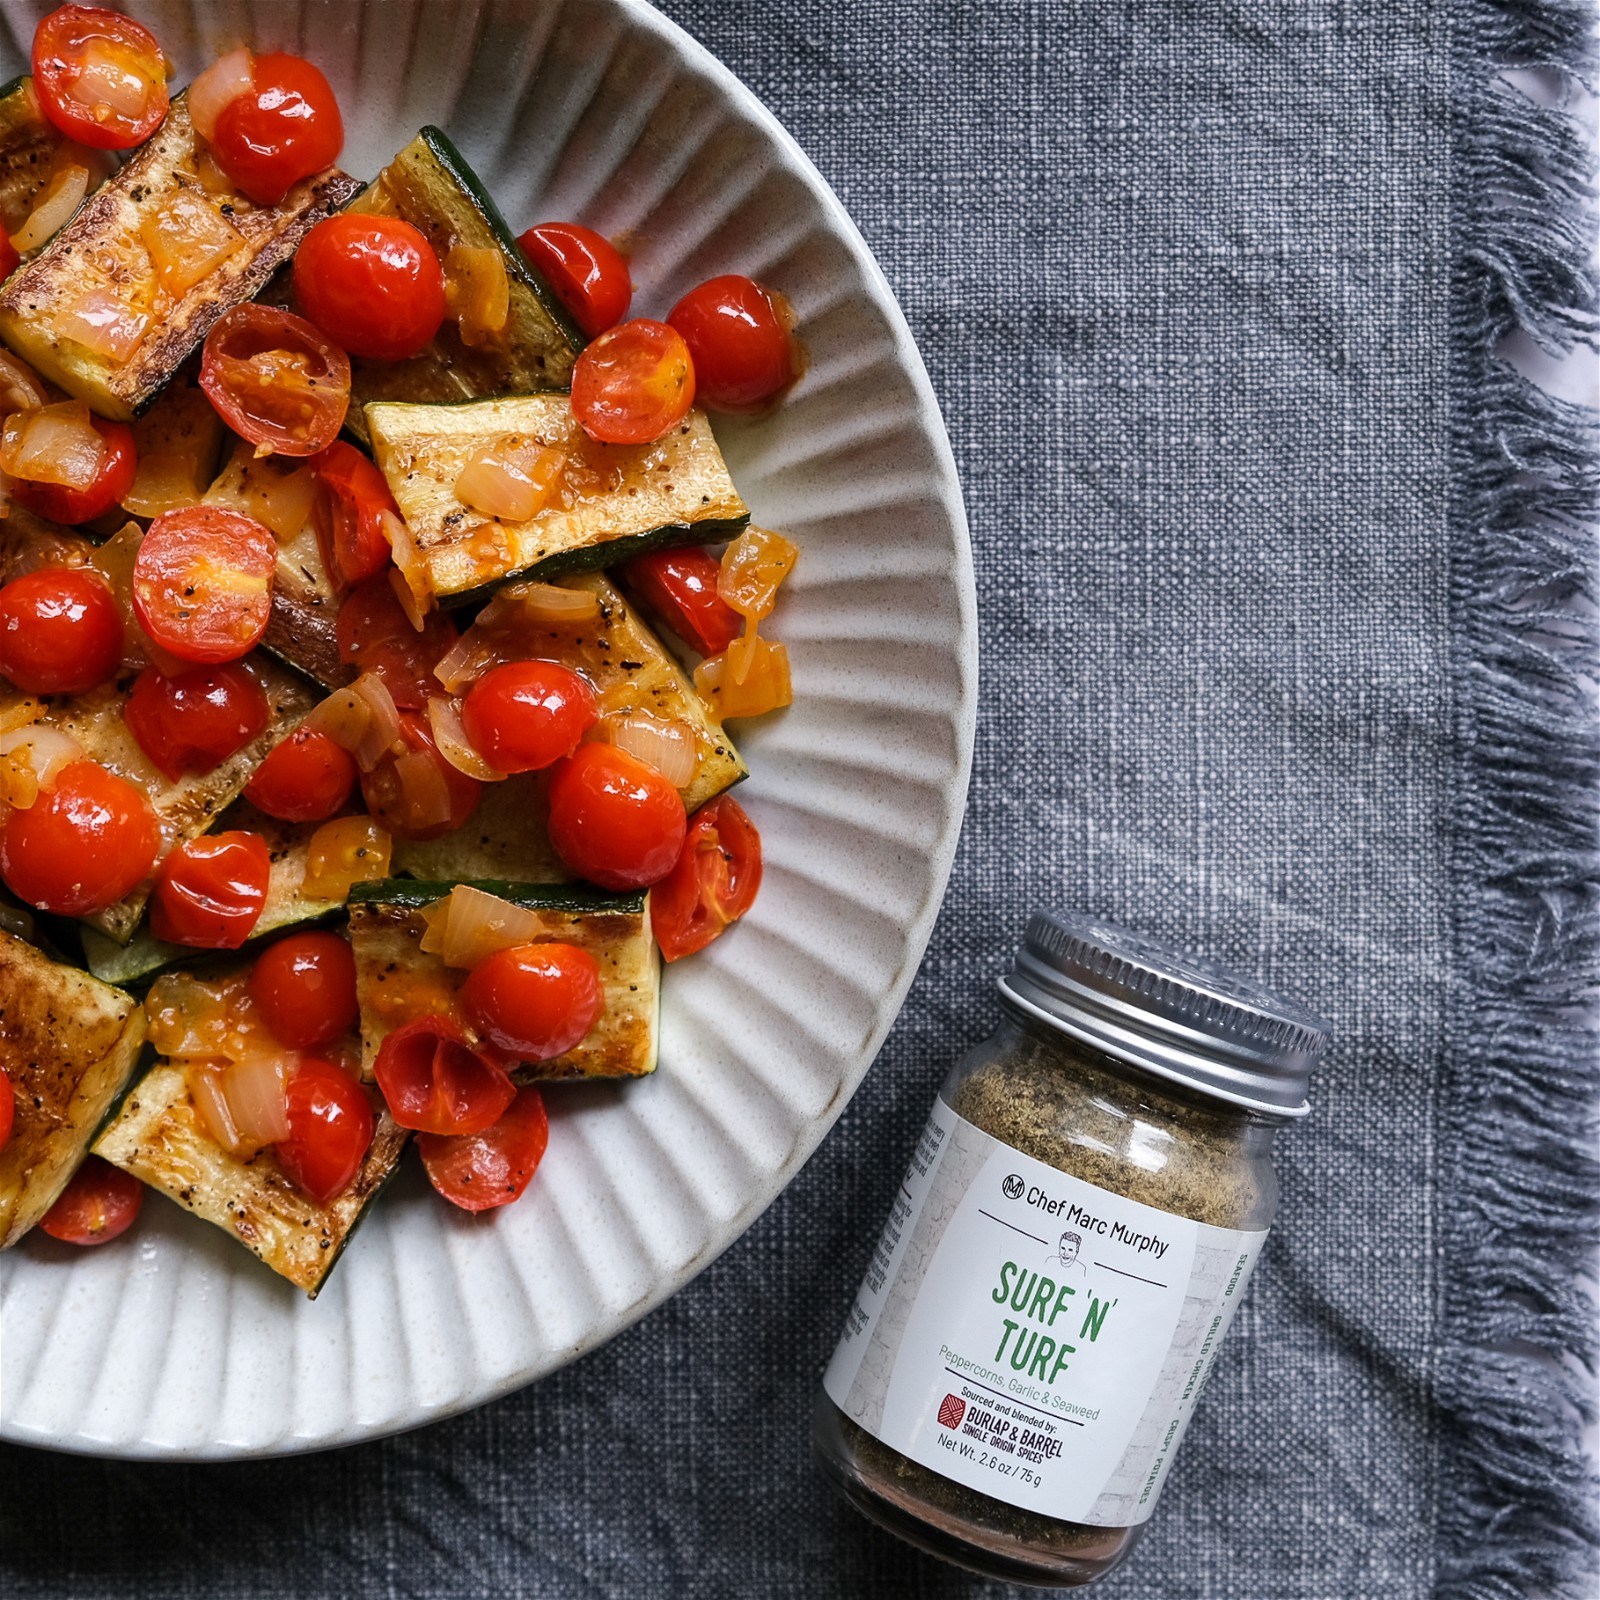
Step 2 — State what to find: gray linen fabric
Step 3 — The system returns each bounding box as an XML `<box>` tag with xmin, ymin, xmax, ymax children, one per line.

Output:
<box><xmin>2</xmin><ymin>2</ymin><xmax>1595</xmax><ymax>1598</ymax></box>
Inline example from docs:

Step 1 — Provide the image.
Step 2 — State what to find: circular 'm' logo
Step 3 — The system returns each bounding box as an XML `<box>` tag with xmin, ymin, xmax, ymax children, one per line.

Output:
<box><xmin>1002</xmin><ymin>1174</ymin><xmax>1025</xmax><ymax>1200</ymax></box>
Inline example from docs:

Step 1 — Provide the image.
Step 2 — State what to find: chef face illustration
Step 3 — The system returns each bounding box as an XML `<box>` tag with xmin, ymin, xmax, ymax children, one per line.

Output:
<box><xmin>1053</xmin><ymin>1230</ymin><xmax>1086</xmax><ymax>1274</ymax></box>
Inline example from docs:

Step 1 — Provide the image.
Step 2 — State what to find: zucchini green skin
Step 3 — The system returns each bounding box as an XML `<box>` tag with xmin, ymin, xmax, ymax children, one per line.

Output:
<box><xmin>349</xmin><ymin>879</ymin><xmax>646</xmax><ymax>915</ymax></box>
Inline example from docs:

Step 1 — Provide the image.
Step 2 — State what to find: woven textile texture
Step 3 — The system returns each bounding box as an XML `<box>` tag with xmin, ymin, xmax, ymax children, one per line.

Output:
<box><xmin>2</xmin><ymin>1</ymin><xmax>1596</xmax><ymax>1597</ymax></box>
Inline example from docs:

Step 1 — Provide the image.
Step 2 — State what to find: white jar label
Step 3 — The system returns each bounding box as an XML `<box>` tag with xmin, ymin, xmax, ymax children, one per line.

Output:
<box><xmin>823</xmin><ymin>1095</ymin><xmax>1267</xmax><ymax>1527</ymax></box>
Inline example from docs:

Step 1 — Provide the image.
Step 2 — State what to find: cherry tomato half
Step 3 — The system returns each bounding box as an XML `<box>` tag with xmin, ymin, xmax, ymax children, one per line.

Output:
<box><xmin>275</xmin><ymin>1056</ymin><xmax>374</xmax><ymax>1205</ymax></box>
<box><xmin>667</xmin><ymin>274</ymin><xmax>797</xmax><ymax>412</ymax></box>
<box><xmin>651</xmin><ymin>794</ymin><xmax>763</xmax><ymax>962</ymax></box>
<box><xmin>0</xmin><ymin>566</ymin><xmax>122</xmax><ymax>695</ymax></box>
<box><xmin>546</xmin><ymin>742</ymin><xmax>686</xmax><ymax>891</ymax></box>
<box><xmin>201</xmin><ymin>304</ymin><xmax>351</xmax><ymax>459</ymax></box>
<box><xmin>295</xmin><ymin>214</ymin><xmax>446</xmax><ymax>362</ymax></box>
<box><xmin>570</xmin><ymin>318</ymin><xmax>695</xmax><ymax>446</ymax></box>
<box><xmin>132</xmin><ymin>505</ymin><xmax>277</xmax><ymax>664</ymax></box>
<box><xmin>373</xmin><ymin>1014</ymin><xmax>514</xmax><ymax>1137</ymax></box>
<box><xmin>0</xmin><ymin>760</ymin><xmax>159</xmax><ymax>916</ymax></box>
<box><xmin>209</xmin><ymin>51</ymin><xmax>343</xmax><ymax>207</ymax></box>
<box><xmin>516</xmin><ymin>222</ymin><xmax>631</xmax><ymax>339</ymax></box>
<box><xmin>460</xmin><ymin>660</ymin><xmax>596</xmax><ymax>776</ymax></box>
<box><xmin>32</xmin><ymin>6</ymin><xmax>169</xmax><ymax>151</ymax></box>
<box><xmin>312</xmin><ymin>440</ymin><xmax>398</xmax><ymax>591</ymax></box>
<box><xmin>336</xmin><ymin>576</ymin><xmax>458</xmax><ymax>710</ymax></box>
<box><xmin>244</xmin><ymin>725</ymin><xmax>357</xmax><ymax>822</ymax></box>
<box><xmin>418</xmin><ymin>1084</ymin><xmax>548</xmax><ymax>1213</ymax></box>
<box><xmin>39</xmin><ymin>1155</ymin><xmax>143</xmax><ymax>1243</ymax></box>
<box><xmin>123</xmin><ymin>661</ymin><xmax>270</xmax><ymax>780</ymax></box>
<box><xmin>618</xmin><ymin>546</ymin><xmax>742</xmax><ymax>658</ymax></box>
<box><xmin>149</xmin><ymin>829</ymin><xmax>270</xmax><ymax>949</ymax></box>
<box><xmin>461</xmin><ymin>942</ymin><xmax>602</xmax><ymax>1062</ymax></box>
<box><xmin>249</xmin><ymin>930</ymin><xmax>358</xmax><ymax>1050</ymax></box>
<box><xmin>360</xmin><ymin>708</ymin><xmax>482</xmax><ymax>842</ymax></box>
<box><xmin>9</xmin><ymin>416</ymin><xmax>136</xmax><ymax>525</ymax></box>
<box><xmin>0</xmin><ymin>1065</ymin><xmax>14</xmax><ymax>1153</ymax></box>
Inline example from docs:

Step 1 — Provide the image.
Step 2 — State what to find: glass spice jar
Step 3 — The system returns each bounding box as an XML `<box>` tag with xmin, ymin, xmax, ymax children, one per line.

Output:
<box><xmin>814</xmin><ymin>910</ymin><xmax>1330</xmax><ymax>1588</ymax></box>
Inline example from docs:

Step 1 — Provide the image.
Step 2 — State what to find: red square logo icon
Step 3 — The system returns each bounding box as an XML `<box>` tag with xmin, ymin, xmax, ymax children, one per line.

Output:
<box><xmin>937</xmin><ymin>1394</ymin><xmax>965</xmax><ymax>1430</ymax></box>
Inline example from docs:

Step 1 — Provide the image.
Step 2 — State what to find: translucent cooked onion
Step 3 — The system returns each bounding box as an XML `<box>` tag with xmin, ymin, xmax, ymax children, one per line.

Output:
<box><xmin>427</xmin><ymin>695</ymin><xmax>502</xmax><ymax>783</ymax></box>
<box><xmin>609</xmin><ymin>712</ymin><xmax>697</xmax><ymax>789</ymax></box>
<box><xmin>189</xmin><ymin>1064</ymin><xmax>241</xmax><ymax>1152</ymax></box>
<box><xmin>12</xmin><ymin>163</ymin><xmax>89</xmax><ymax>253</ymax></box>
<box><xmin>388</xmin><ymin>566</ymin><xmax>428</xmax><ymax>632</ymax></box>
<box><xmin>188</xmin><ymin>47</ymin><xmax>255</xmax><ymax>142</ymax></box>
<box><xmin>224</xmin><ymin>1051</ymin><xmax>292</xmax><ymax>1146</ymax></box>
<box><xmin>380</xmin><ymin>509</ymin><xmax>431</xmax><ymax>613</ymax></box>
<box><xmin>203</xmin><ymin>447</ymin><xmax>317</xmax><ymax>539</ymax></box>
<box><xmin>0</xmin><ymin>724</ymin><xmax>85</xmax><ymax>801</ymax></box>
<box><xmin>420</xmin><ymin>884</ymin><xmax>548</xmax><ymax>969</ymax></box>
<box><xmin>77</xmin><ymin>42</ymin><xmax>153</xmax><ymax>119</ymax></box>
<box><xmin>56</xmin><ymin>289</ymin><xmax>148</xmax><ymax>363</ymax></box>
<box><xmin>391</xmin><ymin>747</ymin><xmax>452</xmax><ymax>832</ymax></box>
<box><xmin>431</xmin><ymin>631</ymin><xmax>504</xmax><ymax>696</ymax></box>
<box><xmin>0</xmin><ymin>353</ymin><xmax>50</xmax><ymax>416</ymax></box>
<box><xmin>85</xmin><ymin>520</ymin><xmax>151</xmax><ymax>669</ymax></box>
<box><xmin>0</xmin><ymin>698</ymin><xmax>43</xmax><ymax>735</ymax></box>
<box><xmin>444</xmin><ymin>244</ymin><xmax>510</xmax><ymax>346</ymax></box>
<box><xmin>140</xmin><ymin>188</ymin><xmax>245</xmax><ymax>300</ymax></box>
<box><xmin>0</xmin><ymin>401</ymin><xmax>105</xmax><ymax>490</ymax></box>
<box><xmin>505</xmin><ymin>580</ymin><xmax>599</xmax><ymax>624</ymax></box>
<box><xmin>304</xmin><ymin>673</ymin><xmax>402</xmax><ymax>772</ymax></box>
<box><xmin>149</xmin><ymin>972</ymin><xmax>260</xmax><ymax>1062</ymax></box>
<box><xmin>454</xmin><ymin>440</ymin><xmax>563</xmax><ymax>522</ymax></box>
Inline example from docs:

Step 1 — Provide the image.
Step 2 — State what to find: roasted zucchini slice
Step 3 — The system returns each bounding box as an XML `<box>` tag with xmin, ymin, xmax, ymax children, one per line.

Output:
<box><xmin>391</xmin><ymin>771</ymin><xmax>567</xmax><ymax>885</ymax></box>
<box><xmin>348</xmin><ymin>879</ymin><xmax>660</xmax><ymax>1081</ymax></box>
<box><xmin>365</xmin><ymin>394</ymin><xmax>749</xmax><ymax>602</ymax></box>
<box><xmin>0</xmin><ymin>75</ymin><xmax>94</xmax><ymax>242</ymax></box>
<box><xmin>342</xmin><ymin>127</ymin><xmax>583</xmax><ymax>431</ymax></box>
<box><xmin>94</xmin><ymin>1058</ymin><xmax>406</xmax><ymax>1297</ymax></box>
<box><xmin>0</xmin><ymin>929</ymin><xmax>147</xmax><ymax>1247</ymax></box>
<box><xmin>0</xmin><ymin>95</ymin><xmax>362</xmax><ymax>420</ymax></box>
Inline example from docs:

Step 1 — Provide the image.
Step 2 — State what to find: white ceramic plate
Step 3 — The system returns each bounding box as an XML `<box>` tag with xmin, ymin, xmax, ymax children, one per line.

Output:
<box><xmin>0</xmin><ymin>0</ymin><xmax>974</xmax><ymax>1457</ymax></box>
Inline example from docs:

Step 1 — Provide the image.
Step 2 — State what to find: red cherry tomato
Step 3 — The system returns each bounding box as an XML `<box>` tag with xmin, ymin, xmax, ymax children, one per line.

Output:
<box><xmin>373</xmin><ymin>1015</ymin><xmax>514</xmax><ymax>1137</ymax></box>
<box><xmin>459</xmin><ymin>661</ymin><xmax>597</xmax><ymax>776</ymax></box>
<box><xmin>295</xmin><ymin>214</ymin><xmax>447</xmax><ymax>362</ymax></box>
<box><xmin>243</xmin><ymin>726</ymin><xmax>357</xmax><ymax>822</ymax></box>
<box><xmin>209</xmin><ymin>51</ymin><xmax>343</xmax><ymax>207</ymax></box>
<box><xmin>249</xmin><ymin>930</ymin><xmax>358</xmax><ymax>1050</ymax></box>
<box><xmin>360</xmin><ymin>708</ymin><xmax>481</xmax><ymax>842</ymax></box>
<box><xmin>546</xmin><ymin>742</ymin><xmax>687</xmax><ymax>890</ymax></box>
<box><xmin>312</xmin><ymin>441</ymin><xmax>399</xmax><ymax>591</ymax></box>
<box><xmin>418</xmin><ymin>1085</ymin><xmax>548</xmax><ymax>1213</ymax></box>
<box><xmin>667</xmin><ymin>274</ymin><xmax>797</xmax><ymax>412</ymax></box>
<box><xmin>9</xmin><ymin>417</ymin><xmax>136</xmax><ymax>525</ymax></box>
<box><xmin>336</xmin><ymin>576</ymin><xmax>458</xmax><ymax>710</ymax></box>
<box><xmin>38</xmin><ymin>1155</ymin><xmax>143</xmax><ymax>1243</ymax></box>
<box><xmin>201</xmin><ymin>304</ymin><xmax>351</xmax><ymax>459</ymax></box>
<box><xmin>0</xmin><ymin>1064</ymin><xmax>14</xmax><ymax>1153</ymax></box>
<box><xmin>275</xmin><ymin>1056</ymin><xmax>374</xmax><ymax>1205</ymax></box>
<box><xmin>570</xmin><ymin>318</ymin><xmax>695</xmax><ymax>445</ymax></box>
<box><xmin>123</xmin><ymin>661</ymin><xmax>270</xmax><ymax>780</ymax></box>
<box><xmin>0</xmin><ymin>760</ymin><xmax>159</xmax><ymax>915</ymax></box>
<box><xmin>0</xmin><ymin>567</ymin><xmax>122</xmax><ymax>694</ymax></box>
<box><xmin>148</xmin><ymin>829</ymin><xmax>270</xmax><ymax>949</ymax></box>
<box><xmin>31</xmin><ymin>6</ymin><xmax>168</xmax><ymax>151</ymax></box>
<box><xmin>461</xmin><ymin>942</ymin><xmax>602</xmax><ymax>1062</ymax></box>
<box><xmin>132</xmin><ymin>505</ymin><xmax>277</xmax><ymax>664</ymax></box>
<box><xmin>618</xmin><ymin>546</ymin><xmax>742</xmax><ymax>657</ymax></box>
<box><xmin>0</xmin><ymin>224</ymin><xmax>19</xmax><ymax>283</ymax></box>
<box><xmin>516</xmin><ymin>222</ymin><xmax>631</xmax><ymax>338</ymax></box>
<box><xmin>651</xmin><ymin>794</ymin><xmax>763</xmax><ymax>962</ymax></box>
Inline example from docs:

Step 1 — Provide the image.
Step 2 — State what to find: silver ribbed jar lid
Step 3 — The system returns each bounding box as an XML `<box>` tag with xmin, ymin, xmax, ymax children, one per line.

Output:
<box><xmin>997</xmin><ymin>911</ymin><xmax>1331</xmax><ymax>1117</ymax></box>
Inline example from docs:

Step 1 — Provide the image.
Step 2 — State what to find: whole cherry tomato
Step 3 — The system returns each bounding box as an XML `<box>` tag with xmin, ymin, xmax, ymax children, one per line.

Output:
<box><xmin>275</xmin><ymin>1056</ymin><xmax>374</xmax><ymax>1205</ymax></box>
<box><xmin>666</xmin><ymin>274</ymin><xmax>797</xmax><ymax>412</ymax></box>
<box><xmin>418</xmin><ymin>1085</ymin><xmax>548</xmax><ymax>1213</ymax></box>
<box><xmin>459</xmin><ymin>660</ymin><xmax>596</xmax><ymax>775</ymax></box>
<box><xmin>9</xmin><ymin>416</ymin><xmax>136</xmax><ymax>525</ymax></box>
<box><xmin>0</xmin><ymin>760</ymin><xmax>159</xmax><ymax>915</ymax></box>
<box><xmin>570</xmin><ymin>318</ymin><xmax>695</xmax><ymax>445</ymax></box>
<box><xmin>132</xmin><ymin>505</ymin><xmax>277</xmax><ymax>664</ymax></box>
<box><xmin>373</xmin><ymin>1015</ymin><xmax>514</xmax><ymax>1137</ymax></box>
<box><xmin>0</xmin><ymin>1064</ymin><xmax>14</xmax><ymax>1153</ymax></box>
<box><xmin>38</xmin><ymin>1155</ymin><xmax>143</xmax><ymax>1243</ymax></box>
<box><xmin>148</xmin><ymin>830</ymin><xmax>271</xmax><ymax>949</ymax></box>
<box><xmin>0</xmin><ymin>567</ymin><xmax>122</xmax><ymax>695</ymax></box>
<box><xmin>32</xmin><ymin>6</ymin><xmax>168</xmax><ymax>150</ymax></box>
<box><xmin>460</xmin><ymin>941</ymin><xmax>602</xmax><ymax>1062</ymax></box>
<box><xmin>249</xmin><ymin>930</ymin><xmax>359</xmax><ymax>1050</ymax></box>
<box><xmin>123</xmin><ymin>661</ymin><xmax>270</xmax><ymax>780</ymax></box>
<box><xmin>650</xmin><ymin>794</ymin><xmax>763</xmax><ymax>961</ymax></box>
<box><xmin>295</xmin><ymin>215</ymin><xmax>447</xmax><ymax>361</ymax></box>
<box><xmin>209</xmin><ymin>52</ymin><xmax>343</xmax><ymax>207</ymax></box>
<box><xmin>360</xmin><ymin>708</ymin><xmax>482</xmax><ymax>841</ymax></box>
<box><xmin>243</xmin><ymin>726</ymin><xmax>357</xmax><ymax>822</ymax></box>
<box><xmin>313</xmin><ymin>441</ymin><xmax>400</xmax><ymax>591</ymax></box>
<box><xmin>201</xmin><ymin>304</ymin><xmax>351</xmax><ymax>459</ymax></box>
<box><xmin>618</xmin><ymin>546</ymin><xmax>742</xmax><ymax>658</ymax></box>
<box><xmin>545</xmin><ymin>742</ymin><xmax>686</xmax><ymax>891</ymax></box>
<box><xmin>516</xmin><ymin>222</ymin><xmax>630</xmax><ymax>338</ymax></box>
<box><xmin>336</xmin><ymin>577</ymin><xmax>458</xmax><ymax>710</ymax></box>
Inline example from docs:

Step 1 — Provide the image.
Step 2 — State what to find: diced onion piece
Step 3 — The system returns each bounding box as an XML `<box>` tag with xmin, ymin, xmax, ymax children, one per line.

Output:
<box><xmin>505</xmin><ymin>579</ymin><xmax>599</xmax><ymax>624</ymax></box>
<box><xmin>0</xmin><ymin>723</ymin><xmax>86</xmax><ymax>803</ymax></box>
<box><xmin>224</xmin><ymin>1050</ymin><xmax>292</xmax><ymax>1146</ymax></box>
<box><xmin>12</xmin><ymin>163</ymin><xmax>89</xmax><ymax>253</ymax></box>
<box><xmin>694</xmin><ymin>636</ymin><xmax>793</xmax><ymax>719</ymax></box>
<box><xmin>0</xmin><ymin>698</ymin><xmax>42</xmax><ymax>735</ymax></box>
<box><xmin>77</xmin><ymin>41</ymin><xmax>154</xmax><ymax>119</ymax></box>
<box><xmin>140</xmin><ymin>188</ymin><xmax>245</xmax><ymax>300</ymax></box>
<box><xmin>454</xmin><ymin>439</ymin><xmax>564</xmax><ymax>523</ymax></box>
<box><xmin>149</xmin><ymin>972</ymin><xmax>261</xmax><ymax>1061</ymax></box>
<box><xmin>431</xmin><ymin>631</ymin><xmax>504</xmax><ymax>696</ymax></box>
<box><xmin>0</xmin><ymin>755</ymin><xmax>37</xmax><ymax>810</ymax></box>
<box><xmin>85</xmin><ymin>520</ymin><xmax>156</xmax><ymax>669</ymax></box>
<box><xmin>304</xmin><ymin>672</ymin><xmax>403</xmax><ymax>772</ymax></box>
<box><xmin>56</xmin><ymin>288</ymin><xmax>149</xmax><ymax>364</ymax></box>
<box><xmin>391</xmin><ymin>747</ymin><xmax>453</xmax><ymax>832</ymax></box>
<box><xmin>420</xmin><ymin>884</ymin><xmax>549</xmax><ymax>970</ymax></box>
<box><xmin>443</xmin><ymin>244</ymin><xmax>510</xmax><ymax>346</ymax></box>
<box><xmin>0</xmin><ymin>353</ymin><xmax>49</xmax><ymax>417</ymax></box>
<box><xmin>188</xmin><ymin>47</ymin><xmax>255</xmax><ymax>142</ymax></box>
<box><xmin>379</xmin><ymin>509</ymin><xmax>431</xmax><ymax>613</ymax></box>
<box><xmin>203</xmin><ymin>447</ymin><xmax>318</xmax><ymax>540</ymax></box>
<box><xmin>0</xmin><ymin>400</ymin><xmax>105</xmax><ymax>490</ymax></box>
<box><xmin>301</xmin><ymin>815</ymin><xmax>392</xmax><ymax>900</ymax></box>
<box><xmin>388</xmin><ymin>566</ymin><xmax>428</xmax><ymax>632</ymax></box>
<box><xmin>189</xmin><ymin>1063</ymin><xmax>241</xmax><ymax>1152</ymax></box>
<box><xmin>195</xmin><ymin>147</ymin><xmax>235</xmax><ymax>197</ymax></box>
<box><xmin>718</xmin><ymin>526</ymin><xmax>799</xmax><ymax>622</ymax></box>
<box><xmin>426</xmin><ymin>695</ymin><xmax>503</xmax><ymax>783</ymax></box>
<box><xmin>608</xmin><ymin>712</ymin><xmax>697</xmax><ymax>789</ymax></box>
<box><xmin>121</xmin><ymin>452</ymin><xmax>206</xmax><ymax>518</ymax></box>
